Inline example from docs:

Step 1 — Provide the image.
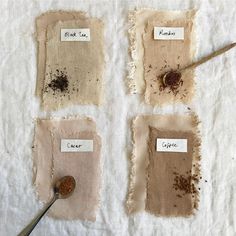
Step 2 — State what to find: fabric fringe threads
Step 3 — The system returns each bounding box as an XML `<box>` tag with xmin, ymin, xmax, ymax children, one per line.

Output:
<box><xmin>126</xmin><ymin>116</ymin><xmax>147</xmax><ymax>214</ymax></box>
<box><xmin>127</xmin><ymin>10</ymin><xmax>138</xmax><ymax>94</ymax></box>
<box><xmin>126</xmin><ymin>114</ymin><xmax>201</xmax><ymax>217</ymax></box>
<box><xmin>191</xmin><ymin>114</ymin><xmax>201</xmax><ymax>211</ymax></box>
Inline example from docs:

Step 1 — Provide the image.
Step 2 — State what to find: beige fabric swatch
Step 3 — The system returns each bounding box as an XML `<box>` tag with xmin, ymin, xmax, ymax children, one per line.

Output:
<box><xmin>143</xmin><ymin>10</ymin><xmax>196</xmax><ymax>105</ymax></box>
<box><xmin>127</xmin><ymin>114</ymin><xmax>200</xmax><ymax>216</ymax></box>
<box><xmin>146</xmin><ymin>128</ymin><xmax>194</xmax><ymax>217</ymax></box>
<box><xmin>36</xmin><ymin>11</ymin><xmax>87</xmax><ymax>97</ymax></box>
<box><xmin>33</xmin><ymin>117</ymin><xmax>101</xmax><ymax>221</ymax></box>
<box><xmin>127</xmin><ymin>9</ymin><xmax>195</xmax><ymax>100</ymax></box>
<box><xmin>35</xmin><ymin>11</ymin><xmax>105</xmax><ymax>110</ymax></box>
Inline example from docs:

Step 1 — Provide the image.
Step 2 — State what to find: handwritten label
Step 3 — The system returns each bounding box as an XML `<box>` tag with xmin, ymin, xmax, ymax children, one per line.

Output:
<box><xmin>61</xmin><ymin>29</ymin><xmax>90</xmax><ymax>41</ymax></box>
<box><xmin>154</xmin><ymin>27</ymin><xmax>184</xmax><ymax>40</ymax></box>
<box><xmin>61</xmin><ymin>139</ymin><xmax>93</xmax><ymax>152</ymax></box>
<box><xmin>156</xmin><ymin>138</ymin><xmax>187</xmax><ymax>152</ymax></box>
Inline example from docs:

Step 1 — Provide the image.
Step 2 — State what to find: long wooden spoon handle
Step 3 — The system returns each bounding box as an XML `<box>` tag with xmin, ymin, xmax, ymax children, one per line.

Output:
<box><xmin>180</xmin><ymin>42</ymin><xmax>236</xmax><ymax>71</ymax></box>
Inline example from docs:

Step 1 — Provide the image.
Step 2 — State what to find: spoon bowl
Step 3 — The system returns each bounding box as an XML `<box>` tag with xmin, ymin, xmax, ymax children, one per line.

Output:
<box><xmin>18</xmin><ymin>176</ymin><xmax>76</xmax><ymax>236</ymax></box>
<box><xmin>54</xmin><ymin>175</ymin><xmax>76</xmax><ymax>199</ymax></box>
<box><xmin>162</xmin><ymin>70</ymin><xmax>182</xmax><ymax>87</ymax></box>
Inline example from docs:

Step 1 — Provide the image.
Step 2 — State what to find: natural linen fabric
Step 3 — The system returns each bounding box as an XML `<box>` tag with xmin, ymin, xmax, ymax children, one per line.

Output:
<box><xmin>143</xmin><ymin>10</ymin><xmax>195</xmax><ymax>106</ymax></box>
<box><xmin>33</xmin><ymin>117</ymin><xmax>101</xmax><ymax>221</ymax></box>
<box><xmin>36</xmin><ymin>11</ymin><xmax>105</xmax><ymax>110</ymax></box>
<box><xmin>127</xmin><ymin>114</ymin><xmax>200</xmax><ymax>216</ymax></box>
<box><xmin>35</xmin><ymin>11</ymin><xmax>88</xmax><ymax>98</ymax></box>
<box><xmin>146</xmin><ymin>128</ymin><xmax>194</xmax><ymax>216</ymax></box>
<box><xmin>127</xmin><ymin>9</ymin><xmax>195</xmax><ymax>105</ymax></box>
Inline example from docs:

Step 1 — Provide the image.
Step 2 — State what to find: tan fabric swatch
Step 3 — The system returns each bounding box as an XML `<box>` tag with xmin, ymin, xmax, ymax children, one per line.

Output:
<box><xmin>143</xmin><ymin>10</ymin><xmax>196</xmax><ymax>105</ymax></box>
<box><xmin>146</xmin><ymin>128</ymin><xmax>194</xmax><ymax>217</ymax></box>
<box><xmin>127</xmin><ymin>9</ymin><xmax>195</xmax><ymax>102</ymax></box>
<box><xmin>35</xmin><ymin>11</ymin><xmax>105</xmax><ymax>110</ymax></box>
<box><xmin>33</xmin><ymin>117</ymin><xmax>101</xmax><ymax>221</ymax></box>
<box><xmin>36</xmin><ymin>11</ymin><xmax>87</xmax><ymax>97</ymax></box>
<box><xmin>127</xmin><ymin>114</ymin><xmax>200</xmax><ymax>216</ymax></box>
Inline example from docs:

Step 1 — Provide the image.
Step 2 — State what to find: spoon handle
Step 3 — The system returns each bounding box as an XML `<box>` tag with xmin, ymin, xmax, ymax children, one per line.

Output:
<box><xmin>180</xmin><ymin>42</ymin><xmax>236</xmax><ymax>71</ymax></box>
<box><xmin>18</xmin><ymin>195</ymin><xmax>58</xmax><ymax>236</ymax></box>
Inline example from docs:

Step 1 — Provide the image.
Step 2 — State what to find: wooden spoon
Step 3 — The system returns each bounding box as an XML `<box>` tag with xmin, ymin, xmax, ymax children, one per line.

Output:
<box><xmin>162</xmin><ymin>42</ymin><xmax>236</xmax><ymax>87</ymax></box>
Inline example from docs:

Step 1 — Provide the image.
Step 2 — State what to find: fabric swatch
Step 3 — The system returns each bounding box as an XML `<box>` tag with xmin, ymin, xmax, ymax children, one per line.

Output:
<box><xmin>127</xmin><ymin>9</ymin><xmax>195</xmax><ymax>106</ymax></box>
<box><xmin>127</xmin><ymin>114</ymin><xmax>201</xmax><ymax>217</ymax></box>
<box><xmin>35</xmin><ymin>11</ymin><xmax>105</xmax><ymax>110</ymax></box>
<box><xmin>33</xmin><ymin>117</ymin><xmax>101</xmax><ymax>221</ymax></box>
<box><xmin>35</xmin><ymin>11</ymin><xmax>87</xmax><ymax>98</ymax></box>
<box><xmin>147</xmin><ymin>128</ymin><xmax>195</xmax><ymax>216</ymax></box>
<box><xmin>143</xmin><ymin>10</ymin><xmax>195</xmax><ymax>105</ymax></box>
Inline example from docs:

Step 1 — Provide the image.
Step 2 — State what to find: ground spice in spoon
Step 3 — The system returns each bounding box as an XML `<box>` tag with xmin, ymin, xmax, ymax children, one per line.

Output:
<box><xmin>48</xmin><ymin>69</ymin><xmax>69</xmax><ymax>93</ymax></box>
<box><xmin>58</xmin><ymin>176</ymin><xmax>76</xmax><ymax>196</ymax></box>
<box><xmin>164</xmin><ymin>71</ymin><xmax>182</xmax><ymax>86</ymax></box>
<box><xmin>159</xmin><ymin>70</ymin><xmax>183</xmax><ymax>95</ymax></box>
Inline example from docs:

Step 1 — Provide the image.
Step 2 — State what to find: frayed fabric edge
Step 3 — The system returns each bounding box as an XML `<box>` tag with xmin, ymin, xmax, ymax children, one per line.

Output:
<box><xmin>126</xmin><ymin>116</ymin><xmax>146</xmax><ymax>214</ymax></box>
<box><xmin>127</xmin><ymin>10</ymin><xmax>138</xmax><ymax>94</ymax></box>
<box><xmin>190</xmin><ymin>113</ymin><xmax>201</xmax><ymax>212</ymax></box>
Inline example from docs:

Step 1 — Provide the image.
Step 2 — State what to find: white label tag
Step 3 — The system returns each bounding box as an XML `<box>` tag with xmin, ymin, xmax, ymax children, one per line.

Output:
<box><xmin>154</xmin><ymin>27</ymin><xmax>184</xmax><ymax>40</ymax></box>
<box><xmin>61</xmin><ymin>29</ymin><xmax>91</xmax><ymax>41</ymax></box>
<box><xmin>61</xmin><ymin>139</ymin><xmax>93</xmax><ymax>152</ymax></box>
<box><xmin>156</xmin><ymin>138</ymin><xmax>187</xmax><ymax>152</ymax></box>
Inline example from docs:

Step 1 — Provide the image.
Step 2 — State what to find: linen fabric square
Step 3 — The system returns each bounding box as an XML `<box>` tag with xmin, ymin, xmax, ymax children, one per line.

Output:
<box><xmin>127</xmin><ymin>9</ymin><xmax>196</xmax><ymax>106</ymax></box>
<box><xmin>33</xmin><ymin>117</ymin><xmax>101</xmax><ymax>221</ymax></box>
<box><xmin>127</xmin><ymin>114</ymin><xmax>201</xmax><ymax>217</ymax></box>
<box><xmin>35</xmin><ymin>11</ymin><xmax>105</xmax><ymax>110</ymax></box>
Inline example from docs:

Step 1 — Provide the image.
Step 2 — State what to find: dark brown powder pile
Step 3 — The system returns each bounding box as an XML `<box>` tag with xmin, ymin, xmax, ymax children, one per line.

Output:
<box><xmin>164</xmin><ymin>71</ymin><xmax>182</xmax><ymax>86</ymax></box>
<box><xmin>159</xmin><ymin>70</ymin><xmax>183</xmax><ymax>95</ymax></box>
<box><xmin>48</xmin><ymin>69</ymin><xmax>69</xmax><ymax>92</ymax></box>
<box><xmin>172</xmin><ymin>170</ymin><xmax>198</xmax><ymax>197</ymax></box>
<box><xmin>58</xmin><ymin>176</ymin><xmax>76</xmax><ymax>196</ymax></box>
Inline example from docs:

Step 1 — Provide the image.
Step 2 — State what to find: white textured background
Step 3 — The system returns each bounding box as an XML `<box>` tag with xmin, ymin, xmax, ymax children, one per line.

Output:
<box><xmin>0</xmin><ymin>0</ymin><xmax>236</xmax><ymax>235</ymax></box>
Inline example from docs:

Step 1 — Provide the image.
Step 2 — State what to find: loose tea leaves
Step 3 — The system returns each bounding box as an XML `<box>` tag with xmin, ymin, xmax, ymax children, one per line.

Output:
<box><xmin>47</xmin><ymin>69</ymin><xmax>69</xmax><ymax>93</ymax></box>
<box><xmin>160</xmin><ymin>70</ymin><xmax>183</xmax><ymax>95</ymax></box>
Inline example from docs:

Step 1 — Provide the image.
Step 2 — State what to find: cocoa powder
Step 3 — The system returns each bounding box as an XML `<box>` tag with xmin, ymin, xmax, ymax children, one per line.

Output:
<box><xmin>58</xmin><ymin>176</ymin><xmax>75</xmax><ymax>196</ymax></box>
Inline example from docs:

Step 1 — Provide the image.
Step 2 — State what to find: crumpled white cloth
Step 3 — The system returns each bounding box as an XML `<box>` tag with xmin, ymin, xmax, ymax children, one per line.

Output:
<box><xmin>0</xmin><ymin>0</ymin><xmax>236</xmax><ymax>235</ymax></box>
